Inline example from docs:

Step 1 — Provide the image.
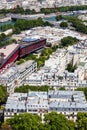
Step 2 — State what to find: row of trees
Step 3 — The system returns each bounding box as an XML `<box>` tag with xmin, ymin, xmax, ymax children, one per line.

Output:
<box><xmin>0</xmin><ymin>85</ymin><xmax>7</xmax><ymax>105</ymax></box>
<box><xmin>14</xmin><ymin>86</ymin><xmax>87</xmax><ymax>101</ymax></box>
<box><xmin>40</xmin><ymin>5</ymin><xmax>87</xmax><ymax>14</ymax></box>
<box><xmin>0</xmin><ymin>24</ymin><xmax>14</xmax><ymax>32</ymax></box>
<box><xmin>15</xmin><ymin>85</ymin><xmax>53</xmax><ymax>93</ymax></box>
<box><xmin>13</xmin><ymin>17</ymin><xmax>52</xmax><ymax>34</ymax></box>
<box><xmin>68</xmin><ymin>17</ymin><xmax>87</xmax><ymax>34</ymax></box>
<box><xmin>14</xmin><ymin>17</ymin><xmax>44</xmax><ymax>31</ymax></box>
<box><xmin>0</xmin><ymin>18</ymin><xmax>52</xmax><ymax>35</ymax></box>
<box><xmin>1</xmin><ymin>112</ymin><xmax>75</xmax><ymax>130</ymax></box>
<box><xmin>2</xmin><ymin>112</ymin><xmax>87</xmax><ymax>130</ymax></box>
<box><xmin>0</xmin><ymin>33</ymin><xmax>7</xmax><ymax>42</ymax></box>
<box><xmin>0</xmin><ymin>5</ymin><xmax>87</xmax><ymax>15</ymax></box>
<box><xmin>56</xmin><ymin>15</ymin><xmax>87</xmax><ymax>34</ymax></box>
<box><xmin>0</xmin><ymin>38</ymin><xmax>16</xmax><ymax>47</ymax></box>
<box><xmin>0</xmin><ymin>6</ymin><xmax>36</xmax><ymax>15</ymax></box>
<box><xmin>58</xmin><ymin>5</ymin><xmax>87</xmax><ymax>12</ymax></box>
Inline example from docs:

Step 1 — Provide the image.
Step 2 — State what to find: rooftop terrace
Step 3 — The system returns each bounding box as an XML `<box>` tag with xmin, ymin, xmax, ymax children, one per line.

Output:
<box><xmin>0</xmin><ymin>43</ymin><xmax>19</xmax><ymax>60</ymax></box>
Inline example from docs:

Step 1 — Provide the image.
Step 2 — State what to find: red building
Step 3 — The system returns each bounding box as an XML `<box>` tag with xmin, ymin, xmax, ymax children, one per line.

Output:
<box><xmin>0</xmin><ymin>38</ymin><xmax>46</xmax><ymax>70</ymax></box>
<box><xmin>19</xmin><ymin>38</ymin><xmax>46</xmax><ymax>57</ymax></box>
<box><xmin>0</xmin><ymin>43</ymin><xmax>20</xmax><ymax>70</ymax></box>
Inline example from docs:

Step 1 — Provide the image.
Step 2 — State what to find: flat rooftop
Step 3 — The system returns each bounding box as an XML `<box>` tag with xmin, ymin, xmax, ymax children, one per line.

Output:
<box><xmin>0</xmin><ymin>67</ymin><xmax>18</xmax><ymax>79</ymax></box>
<box><xmin>17</xmin><ymin>60</ymin><xmax>35</xmax><ymax>73</ymax></box>
<box><xmin>19</xmin><ymin>37</ymin><xmax>45</xmax><ymax>48</ymax></box>
<box><xmin>5</xmin><ymin>90</ymin><xmax>87</xmax><ymax>112</ymax></box>
<box><xmin>48</xmin><ymin>90</ymin><xmax>87</xmax><ymax>110</ymax></box>
<box><xmin>0</xmin><ymin>43</ymin><xmax>19</xmax><ymax>60</ymax></box>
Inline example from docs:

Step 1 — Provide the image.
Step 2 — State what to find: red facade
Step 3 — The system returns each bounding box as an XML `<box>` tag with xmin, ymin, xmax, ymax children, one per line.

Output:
<box><xmin>20</xmin><ymin>39</ymin><xmax>46</xmax><ymax>57</ymax></box>
<box><xmin>0</xmin><ymin>39</ymin><xmax>46</xmax><ymax>70</ymax></box>
<box><xmin>0</xmin><ymin>49</ymin><xmax>19</xmax><ymax>71</ymax></box>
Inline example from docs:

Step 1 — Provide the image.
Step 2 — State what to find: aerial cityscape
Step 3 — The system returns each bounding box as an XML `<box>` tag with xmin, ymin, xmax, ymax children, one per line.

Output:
<box><xmin>0</xmin><ymin>0</ymin><xmax>87</xmax><ymax>130</ymax></box>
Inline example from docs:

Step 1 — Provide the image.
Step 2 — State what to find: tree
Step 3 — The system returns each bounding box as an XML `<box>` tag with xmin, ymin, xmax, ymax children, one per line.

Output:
<box><xmin>61</xmin><ymin>36</ymin><xmax>78</xmax><ymax>47</ymax></box>
<box><xmin>68</xmin><ymin>17</ymin><xmax>87</xmax><ymax>34</ymax></box>
<box><xmin>60</xmin><ymin>22</ymin><xmax>68</xmax><ymax>28</ymax></box>
<box><xmin>1</xmin><ymin>24</ymin><xmax>13</xmax><ymax>31</ymax></box>
<box><xmin>12</xmin><ymin>6</ymin><xmax>24</xmax><ymax>14</ymax></box>
<box><xmin>13</xmin><ymin>27</ymin><xmax>21</xmax><ymax>34</ymax></box>
<box><xmin>59</xmin><ymin>87</ymin><xmax>65</xmax><ymax>90</ymax></box>
<box><xmin>44</xmin><ymin>21</ymin><xmax>53</xmax><ymax>27</ymax></box>
<box><xmin>3</xmin><ymin>113</ymin><xmax>42</xmax><ymax>130</ymax></box>
<box><xmin>56</xmin><ymin>15</ymin><xmax>63</xmax><ymax>21</ymax></box>
<box><xmin>15</xmin><ymin>85</ymin><xmax>53</xmax><ymax>93</ymax></box>
<box><xmin>2</xmin><ymin>112</ymin><xmax>75</xmax><ymax>130</ymax></box>
<box><xmin>1</xmin><ymin>122</ymin><xmax>12</xmax><ymax>130</ymax></box>
<box><xmin>77</xmin><ymin>112</ymin><xmax>87</xmax><ymax>130</ymax></box>
<box><xmin>0</xmin><ymin>85</ymin><xmax>7</xmax><ymax>105</ymax></box>
<box><xmin>66</xmin><ymin>63</ymin><xmax>77</xmax><ymax>72</ymax></box>
<box><xmin>40</xmin><ymin>5</ymin><xmax>87</xmax><ymax>14</ymax></box>
<box><xmin>14</xmin><ymin>18</ymin><xmax>46</xmax><ymax>32</ymax></box>
<box><xmin>0</xmin><ymin>33</ymin><xmax>7</xmax><ymax>42</ymax></box>
<box><xmin>35</xmin><ymin>17</ymin><xmax>44</xmax><ymax>26</ymax></box>
<box><xmin>44</xmin><ymin>112</ymin><xmax>75</xmax><ymax>130</ymax></box>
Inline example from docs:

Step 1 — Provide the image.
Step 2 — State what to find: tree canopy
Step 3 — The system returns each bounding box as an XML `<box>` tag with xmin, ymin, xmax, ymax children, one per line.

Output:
<box><xmin>2</xmin><ymin>112</ymin><xmax>75</xmax><ymax>130</ymax></box>
<box><xmin>0</xmin><ymin>24</ymin><xmax>13</xmax><ymax>32</ymax></box>
<box><xmin>66</xmin><ymin>63</ymin><xmax>77</xmax><ymax>72</ymax></box>
<box><xmin>76</xmin><ymin>112</ymin><xmax>87</xmax><ymax>130</ymax></box>
<box><xmin>0</xmin><ymin>33</ymin><xmax>7</xmax><ymax>42</ymax></box>
<box><xmin>2</xmin><ymin>113</ymin><xmax>42</xmax><ymax>130</ymax></box>
<box><xmin>68</xmin><ymin>17</ymin><xmax>87</xmax><ymax>34</ymax></box>
<box><xmin>0</xmin><ymin>6</ymin><xmax>36</xmax><ymax>15</ymax></box>
<box><xmin>60</xmin><ymin>22</ymin><xmax>68</xmax><ymax>28</ymax></box>
<box><xmin>56</xmin><ymin>15</ymin><xmax>63</xmax><ymax>21</ymax></box>
<box><xmin>56</xmin><ymin>15</ymin><xmax>87</xmax><ymax>34</ymax></box>
<box><xmin>14</xmin><ymin>17</ymin><xmax>52</xmax><ymax>33</ymax></box>
<box><xmin>44</xmin><ymin>112</ymin><xmax>75</xmax><ymax>130</ymax></box>
<box><xmin>16</xmin><ymin>45</ymin><xmax>58</xmax><ymax>68</ymax></box>
<box><xmin>0</xmin><ymin>5</ymin><xmax>87</xmax><ymax>15</ymax></box>
<box><xmin>15</xmin><ymin>85</ymin><xmax>53</xmax><ymax>93</ymax></box>
<box><xmin>0</xmin><ymin>85</ymin><xmax>7</xmax><ymax>105</ymax></box>
<box><xmin>40</xmin><ymin>5</ymin><xmax>87</xmax><ymax>14</ymax></box>
<box><xmin>61</xmin><ymin>36</ymin><xmax>78</xmax><ymax>47</ymax></box>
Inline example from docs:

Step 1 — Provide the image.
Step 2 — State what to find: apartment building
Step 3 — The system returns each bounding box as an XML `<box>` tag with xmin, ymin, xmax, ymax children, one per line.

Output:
<box><xmin>24</xmin><ymin>39</ymin><xmax>87</xmax><ymax>88</ymax></box>
<box><xmin>4</xmin><ymin>90</ymin><xmax>87</xmax><ymax>121</ymax></box>
<box><xmin>0</xmin><ymin>60</ymin><xmax>37</xmax><ymax>94</ymax></box>
<box><xmin>0</xmin><ymin>0</ymin><xmax>87</xmax><ymax>10</ymax></box>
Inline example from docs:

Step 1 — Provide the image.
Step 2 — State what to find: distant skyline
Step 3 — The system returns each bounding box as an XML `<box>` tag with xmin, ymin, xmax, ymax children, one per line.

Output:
<box><xmin>0</xmin><ymin>0</ymin><xmax>87</xmax><ymax>11</ymax></box>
